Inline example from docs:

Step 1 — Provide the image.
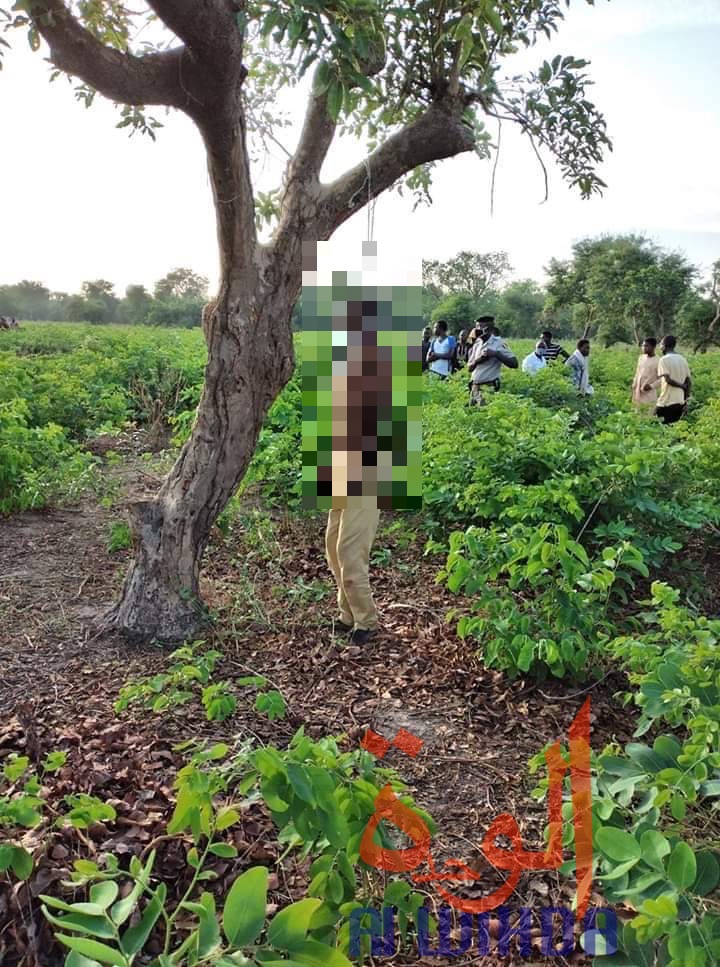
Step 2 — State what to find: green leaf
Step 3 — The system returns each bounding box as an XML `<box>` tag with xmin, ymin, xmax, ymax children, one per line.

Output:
<box><xmin>209</xmin><ymin>843</ymin><xmax>238</xmax><ymax>858</ymax></box>
<box><xmin>223</xmin><ymin>866</ymin><xmax>268</xmax><ymax>946</ymax></box>
<box><xmin>286</xmin><ymin>764</ymin><xmax>315</xmax><ymax>805</ymax></box>
<box><xmin>42</xmin><ymin>906</ymin><xmax>116</xmax><ymax>940</ymax></box>
<box><xmin>326</xmin><ymin>80</ymin><xmax>344</xmax><ymax>121</ymax></box>
<box><xmin>640</xmin><ymin>830</ymin><xmax>671</xmax><ymax>873</ymax></box>
<box><xmin>692</xmin><ymin>850</ymin><xmax>720</xmax><ymax>896</ymax></box>
<box><xmin>66</xmin><ymin>953</ymin><xmax>104</xmax><ymax>967</ymax></box>
<box><xmin>596</xmin><ymin>827</ymin><xmax>641</xmax><ymax>862</ymax></box>
<box><xmin>216</xmin><ymin>807</ymin><xmax>241</xmax><ymax>831</ymax></box>
<box><xmin>4</xmin><ymin>755</ymin><xmax>30</xmax><ymax>782</ymax></box>
<box><xmin>667</xmin><ymin>842</ymin><xmax>697</xmax><ymax>891</ymax></box>
<box><xmin>238</xmin><ymin>675</ymin><xmax>267</xmax><ymax>688</ymax></box>
<box><xmin>197</xmin><ymin>892</ymin><xmax>221</xmax><ymax>957</ymax></box>
<box><xmin>89</xmin><ymin>882</ymin><xmax>119</xmax><ymax>910</ymax></box>
<box><xmin>671</xmin><ymin>793</ymin><xmax>687</xmax><ymax>821</ymax></box>
<box><xmin>291</xmin><ymin>939</ymin><xmax>352</xmax><ymax>966</ymax></box>
<box><xmin>120</xmin><ymin>883</ymin><xmax>166</xmax><ymax>957</ymax></box>
<box><xmin>10</xmin><ymin>846</ymin><xmax>33</xmax><ymax>880</ymax></box>
<box><xmin>598</xmin><ymin>858</ymin><xmax>639</xmax><ymax>881</ymax></box>
<box><xmin>43</xmin><ymin>750</ymin><xmax>68</xmax><ymax>773</ymax></box>
<box><xmin>267</xmin><ymin>898</ymin><xmax>322</xmax><ymax>952</ymax></box>
<box><xmin>110</xmin><ymin>850</ymin><xmax>155</xmax><ymax>926</ymax></box>
<box><xmin>55</xmin><ymin>936</ymin><xmax>128</xmax><ymax>966</ymax></box>
<box><xmin>517</xmin><ymin>640</ymin><xmax>535</xmax><ymax>672</ymax></box>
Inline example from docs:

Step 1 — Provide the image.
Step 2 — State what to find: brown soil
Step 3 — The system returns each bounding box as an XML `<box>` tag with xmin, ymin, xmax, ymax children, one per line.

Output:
<box><xmin>0</xmin><ymin>437</ymin><xmax>635</xmax><ymax>966</ymax></box>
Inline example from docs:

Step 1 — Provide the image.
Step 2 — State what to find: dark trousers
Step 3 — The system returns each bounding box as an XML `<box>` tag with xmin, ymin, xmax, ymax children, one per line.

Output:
<box><xmin>656</xmin><ymin>404</ymin><xmax>685</xmax><ymax>425</ymax></box>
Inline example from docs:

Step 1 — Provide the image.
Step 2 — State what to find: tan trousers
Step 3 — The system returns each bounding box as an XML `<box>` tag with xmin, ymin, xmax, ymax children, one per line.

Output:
<box><xmin>325</xmin><ymin>508</ymin><xmax>381</xmax><ymax>631</ymax></box>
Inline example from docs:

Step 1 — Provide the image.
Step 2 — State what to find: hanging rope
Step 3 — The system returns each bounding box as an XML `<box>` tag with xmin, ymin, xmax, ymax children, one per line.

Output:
<box><xmin>364</xmin><ymin>157</ymin><xmax>376</xmax><ymax>242</ymax></box>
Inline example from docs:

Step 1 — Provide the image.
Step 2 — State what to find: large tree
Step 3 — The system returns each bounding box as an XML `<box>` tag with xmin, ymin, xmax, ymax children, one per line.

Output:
<box><xmin>545</xmin><ymin>235</ymin><xmax>695</xmax><ymax>345</ymax></box>
<box><xmin>423</xmin><ymin>249</ymin><xmax>512</xmax><ymax>301</ymax></box>
<box><xmin>3</xmin><ymin>0</ymin><xmax>611</xmax><ymax>640</ymax></box>
<box><xmin>677</xmin><ymin>259</ymin><xmax>720</xmax><ymax>352</ymax></box>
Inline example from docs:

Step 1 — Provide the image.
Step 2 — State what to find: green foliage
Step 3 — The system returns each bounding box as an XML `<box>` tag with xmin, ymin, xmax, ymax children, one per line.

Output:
<box><xmin>527</xmin><ymin>581</ymin><xmax>720</xmax><ymax>965</ymax></box>
<box><xmin>545</xmin><ymin>235</ymin><xmax>696</xmax><ymax>345</ymax></box>
<box><xmin>107</xmin><ymin>520</ymin><xmax>132</xmax><ymax>552</ymax></box>
<box><xmin>0</xmin><ymin>398</ymin><xmax>96</xmax><ymax>514</ymax></box>
<box><xmin>444</xmin><ymin>525</ymin><xmax>648</xmax><ymax>678</ymax></box>
<box><xmin>0</xmin><ymin>269</ymin><xmax>207</xmax><ymax>326</ymax></box>
<box><xmin>423</xmin><ymin>251</ymin><xmax>512</xmax><ymax>302</ymax></box>
<box><xmin>39</xmin><ymin>729</ymin><xmax>432</xmax><ymax>964</ymax></box>
<box><xmin>0</xmin><ymin>750</ymin><xmax>114</xmax><ymax>885</ymax></box>
<box><xmin>116</xmin><ymin>643</ymin><xmax>288</xmax><ymax>724</ymax></box>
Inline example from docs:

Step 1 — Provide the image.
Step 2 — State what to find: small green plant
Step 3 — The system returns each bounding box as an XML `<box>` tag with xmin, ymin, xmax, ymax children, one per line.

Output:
<box><xmin>282</xmin><ymin>577</ymin><xmax>329</xmax><ymax>604</ymax></box>
<box><xmin>116</xmin><ymin>644</ymin><xmax>290</xmax><ymax>725</ymax></box>
<box><xmin>370</xmin><ymin>546</ymin><xmax>392</xmax><ymax>567</ymax></box>
<box><xmin>238</xmin><ymin>676</ymin><xmax>288</xmax><ymax>721</ymax></box>
<box><xmin>107</xmin><ymin>519</ymin><xmax>132</xmax><ymax>552</ymax></box>
<box><xmin>115</xmin><ymin>642</ymin><xmax>221</xmax><ymax>717</ymax></box>
<box><xmin>0</xmin><ymin>749</ymin><xmax>104</xmax><ymax>882</ymax></box>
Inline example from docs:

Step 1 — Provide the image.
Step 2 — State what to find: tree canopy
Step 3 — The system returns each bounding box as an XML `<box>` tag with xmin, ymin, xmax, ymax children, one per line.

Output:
<box><xmin>2</xmin><ymin>0</ymin><xmax>611</xmax><ymax>218</ymax></box>
<box><xmin>423</xmin><ymin>250</ymin><xmax>513</xmax><ymax>301</ymax></box>
<box><xmin>544</xmin><ymin>235</ymin><xmax>696</xmax><ymax>345</ymax></box>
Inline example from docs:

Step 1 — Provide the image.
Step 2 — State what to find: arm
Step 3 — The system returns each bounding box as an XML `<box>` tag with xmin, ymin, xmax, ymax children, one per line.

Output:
<box><xmin>494</xmin><ymin>343</ymin><xmax>518</xmax><ymax>370</ymax></box>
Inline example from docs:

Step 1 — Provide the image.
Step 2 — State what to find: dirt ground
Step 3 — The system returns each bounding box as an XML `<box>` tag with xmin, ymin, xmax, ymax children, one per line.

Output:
<box><xmin>0</xmin><ymin>437</ymin><xmax>635</xmax><ymax>966</ymax></box>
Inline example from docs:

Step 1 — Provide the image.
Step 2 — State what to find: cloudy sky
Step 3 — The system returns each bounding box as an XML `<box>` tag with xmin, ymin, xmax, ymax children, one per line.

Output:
<box><xmin>1</xmin><ymin>0</ymin><xmax>718</xmax><ymax>296</ymax></box>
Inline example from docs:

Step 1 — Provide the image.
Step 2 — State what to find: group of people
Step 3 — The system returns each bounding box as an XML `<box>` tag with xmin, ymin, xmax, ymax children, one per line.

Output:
<box><xmin>422</xmin><ymin>317</ymin><xmax>693</xmax><ymax>424</ymax></box>
<box><xmin>0</xmin><ymin>316</ymin><xmax>18</xmax><ymax>330</ymax></box>
<box><xmin>423</xmin><ymin>315</ymin><xmax>520</xmax><ymax>405</ymax></box>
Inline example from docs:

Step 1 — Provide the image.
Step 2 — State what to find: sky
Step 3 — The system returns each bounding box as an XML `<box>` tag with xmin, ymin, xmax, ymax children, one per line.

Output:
<box><xmin>0</xmin><ymin>0</ymin><xmax>719</xmax><ymax>296</ymax></box>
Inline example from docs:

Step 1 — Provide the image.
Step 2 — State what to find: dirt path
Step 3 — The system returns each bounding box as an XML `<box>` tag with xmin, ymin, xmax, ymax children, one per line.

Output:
<box><xmin>0</xmin><ymin>440</ymin><xmax>633</xmax><ymax>965</ymax></box>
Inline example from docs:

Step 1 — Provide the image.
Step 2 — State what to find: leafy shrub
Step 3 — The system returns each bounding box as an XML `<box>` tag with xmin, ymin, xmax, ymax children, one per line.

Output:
<box><xmin>0</xmin><ymin>399</ymin><xmax>96</xmax><ymax>514</ymax></box>
<box><xmin>443</xmin><ymin>524</ymin><xmax>650</xmax><ymax>678</ymax></box>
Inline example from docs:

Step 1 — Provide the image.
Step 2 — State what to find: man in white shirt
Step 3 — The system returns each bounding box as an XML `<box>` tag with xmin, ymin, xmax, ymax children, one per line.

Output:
<box><xmin>644</xmin><ymin>334</ymin><xmax>691</xmax><ymax>424</ymax></box>
<box><xmin>522</xmin><ymin>340</ymin><xmax>548</xmax><ymax>375</ymax></box>
<box><xmin>426</xmin><ymin>319</ymin><xmax>455</xmax><ymax>379</ymax></box>
<box><xmin>632</xmin><ymin>337</ymin><xmax>659</xmax><ymax>409</ymax></box>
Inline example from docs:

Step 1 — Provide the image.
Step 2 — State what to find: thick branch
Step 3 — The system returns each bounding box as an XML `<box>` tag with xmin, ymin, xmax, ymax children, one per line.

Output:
<box><xmin>288</xmin><ymin>79</ymin><xmax>337</xmax><ymax>186</ymax></box>
<box><xmin>146</xmin><ymin>0</ymin><xmax>239</xmax><ymax>62</ymax></box>
<box><xmin>317</xmin><ymin>98</ymin><xmax>476</xmax><ymax>236</ymax></box>
<box><xmin>32</xmin><ymin>0</ymin><xmax>187</xmax><ymax>107</ymax></box>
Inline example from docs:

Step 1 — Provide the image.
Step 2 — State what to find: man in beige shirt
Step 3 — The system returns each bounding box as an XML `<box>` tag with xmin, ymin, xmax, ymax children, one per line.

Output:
<box><xmin>632</xmin><ymin>337</ymin><xmax>659</xmax><ymax>409</ymax></box>
<box><xmin>644</xmin><ymin>334</ymin><xmax>691</xmax><ymax>424</ymax></box>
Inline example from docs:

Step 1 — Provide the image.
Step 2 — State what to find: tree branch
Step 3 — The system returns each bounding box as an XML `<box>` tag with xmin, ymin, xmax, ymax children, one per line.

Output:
<box><xmin>287</xmin><ymin>76</ymin><xmax>337</xmax><ymax>186</ymax></box>
<box><xmin>32</xmin><ymin>0</ymin><xmax>186</xmax><ymax>107</ymax></box>
<box><xmin>317</xmin><ymin>97</ymin><xmax>476</xmax><ymax>237</ymax></box>
<box><xmin>145</xmin><ymin>0</ymin><xmax>239</xmax><ymax>62</ymax></box>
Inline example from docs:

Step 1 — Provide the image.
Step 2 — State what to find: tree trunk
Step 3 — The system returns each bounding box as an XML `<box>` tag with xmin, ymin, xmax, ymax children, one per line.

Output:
<box><xmin>103</xmin><ymin>303</ymin><xmax>294</xmax><ymax>641</ymax></box>
<box><xmin>104</xmin><ymin>100</ymin><xmax>298</xmax><ymax>642</ymax></box>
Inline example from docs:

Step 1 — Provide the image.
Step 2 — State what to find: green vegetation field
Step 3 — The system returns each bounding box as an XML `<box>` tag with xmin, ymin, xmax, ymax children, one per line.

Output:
<box><xmin>3</xmin><ymin>321</ymin><xmax>720</xmax><ymax>964</ymax></box>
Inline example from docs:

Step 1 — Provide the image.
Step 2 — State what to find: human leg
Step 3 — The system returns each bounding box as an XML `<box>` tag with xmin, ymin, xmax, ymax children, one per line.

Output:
<box><xmin>336</xmin><ymin>507</ymin><xmax>381</xmax><ymax>631</ymax></box>
<box><xmin>325</xmin><ymin>510</ymin><xmax>354</xmax><ymax>627</ymax></box>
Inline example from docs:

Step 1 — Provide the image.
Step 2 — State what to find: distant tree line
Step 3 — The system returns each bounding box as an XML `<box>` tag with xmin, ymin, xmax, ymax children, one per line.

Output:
<box><xmin>0</xmin><ymin>268</ymin><xmax>208</xmax><ymax>328</ymax></box>
<box><xmin>423</xmin><ymin>238</ymin><xmax>720</xmax><ymax>350</ymax></box>
<box><xmin>3</xmin><ymin>239</ymin><xmax>718</xmax><ymax>349</ymax></box>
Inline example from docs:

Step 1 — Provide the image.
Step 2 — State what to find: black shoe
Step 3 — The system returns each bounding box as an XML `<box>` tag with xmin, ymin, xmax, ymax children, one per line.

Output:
<box><xmin>350</xmin><ymin>627</ymin><xmax>376</xmax><ymax>645</ymax></box>
<box><xmin>334</xmin><ymin>619</ymin><xmax>354</xmax><ymax>634</ymax></box>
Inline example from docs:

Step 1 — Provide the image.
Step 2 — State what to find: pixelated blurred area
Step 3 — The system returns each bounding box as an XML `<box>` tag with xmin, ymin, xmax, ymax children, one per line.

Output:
<box><xmin>301</xmin><ymin>255</ymin><xmax>422</xmax><ymax>511</ymax></box>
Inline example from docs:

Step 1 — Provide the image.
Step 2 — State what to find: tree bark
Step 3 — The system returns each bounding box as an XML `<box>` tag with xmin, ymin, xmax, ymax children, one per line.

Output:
<box><xmin>104</xmin><ymin>95</ymin><xmax>297</xmax><ymax>642</ymax></box>
<box><xmin>103</xmin><ymin>307</ymin><xmax>294</xmax><ymax>641</ymax></box>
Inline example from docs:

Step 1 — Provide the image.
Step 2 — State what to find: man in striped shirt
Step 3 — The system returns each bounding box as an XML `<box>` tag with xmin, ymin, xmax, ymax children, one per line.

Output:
<box><xmin>540</xmin><ymin>329</ymin><xmax>569</xmax><ymax>362</ymax></box>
